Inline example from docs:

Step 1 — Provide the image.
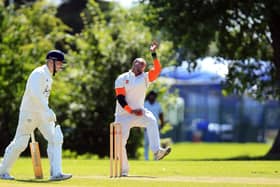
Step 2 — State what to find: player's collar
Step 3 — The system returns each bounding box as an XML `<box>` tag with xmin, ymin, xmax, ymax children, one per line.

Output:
<box><xmin>43</xmin><ymin>64</ymin><xmax>52</xmax><ymax>77</ymax></box>
<box><xmin>129</xmin><ymin>70</ymin><xmax>144</xmax><ymax>77</ymax></box>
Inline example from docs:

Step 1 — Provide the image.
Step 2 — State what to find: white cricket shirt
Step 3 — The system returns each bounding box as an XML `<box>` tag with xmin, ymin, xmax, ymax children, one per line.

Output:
<box><xmin>115</xmin><ymin>70</ymin><xmax>150</xmax><ymax>116</ymax></box>
<box><xmin>20</xmin><ymin>64</ymin><xmax>53</xmax><ymax>113</ymax></box>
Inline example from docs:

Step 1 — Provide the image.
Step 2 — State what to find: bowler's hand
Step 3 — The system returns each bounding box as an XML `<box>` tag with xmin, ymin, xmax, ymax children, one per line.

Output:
<box><xmin>131</xmin><ymin>109</ymin><xmax>143</xmax><ymax>116</ymax></box>
<box><xmin>150</xmin><ymin>41</ymin><xmax>158</xmax><ymax>52</ymax></box>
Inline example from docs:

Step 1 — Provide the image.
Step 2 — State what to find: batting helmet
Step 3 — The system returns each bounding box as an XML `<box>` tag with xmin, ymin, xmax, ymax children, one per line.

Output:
<box><xmin>46</xmin><ymin>50</ymin><xmax>66</xmax><ymax>63</ymax></box>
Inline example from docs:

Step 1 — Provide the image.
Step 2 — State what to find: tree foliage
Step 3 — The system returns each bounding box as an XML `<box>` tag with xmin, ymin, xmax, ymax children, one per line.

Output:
<box><xmin>141</xmin><ymin>0</ymin><xmax>280</xmax><ymax>99</ymax></box>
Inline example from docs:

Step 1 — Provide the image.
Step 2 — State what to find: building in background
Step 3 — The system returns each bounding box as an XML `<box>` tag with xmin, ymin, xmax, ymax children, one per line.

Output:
<box><xmin>160</xmin><ymin>57</ymin><xmax>280</xmax><ymax>143</ymax></box>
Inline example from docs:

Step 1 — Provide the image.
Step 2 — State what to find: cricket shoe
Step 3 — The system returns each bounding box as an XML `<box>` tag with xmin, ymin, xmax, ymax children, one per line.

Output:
<box><xmin>121</xmin><ymin>172</ymin><xmax>128</xmax><ymax>177</ymax></box>
<box><xmin>0</xmin><ymin>173</ymin><xmax>15</xmax><ymax>180</ymax></box>
<box><xmin>154</xmin><ymin>147</ymin><xmax>171</xmax><ymax>160</ymax></box>
<box><xmin>50</xmin><ymin>173</ymin><xmax>72</xmax><ymax>181</ymax></box>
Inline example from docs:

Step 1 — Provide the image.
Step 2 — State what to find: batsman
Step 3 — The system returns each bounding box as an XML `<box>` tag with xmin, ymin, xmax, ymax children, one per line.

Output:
<box><xmin>0</xmin><ymin>50</ymin><xmax>72</xmax><ymax>181</ymax></box>
<box><xmin>114</xmin><ymin>41</ymin><xmax>171</xmax><ymax>176</ymax></box>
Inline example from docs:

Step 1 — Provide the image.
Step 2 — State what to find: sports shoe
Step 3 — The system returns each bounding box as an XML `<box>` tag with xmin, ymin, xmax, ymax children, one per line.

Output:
<box><xmin>154</xmin><ymin>147</ymin><xmax>171</xmax><ymax>160</ymax></box>
<box><xmin>50</xmin><ymin>173</ymin><xmax>72</xmax><ymax>181</ymax></box>
<box><xmin>0</xmin><ymin>173</ymin><xmax>15</xmax><ymax>180</ymax></box>
<box><xmin>121</xmin><ymin>172</ymin><xmax>128</xmax><ymax>177</ymax></box>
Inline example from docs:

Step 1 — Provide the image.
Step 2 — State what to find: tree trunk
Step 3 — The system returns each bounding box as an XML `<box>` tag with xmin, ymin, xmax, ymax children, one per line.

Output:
<box><xmin>266</xmin><ymin>3</ymin><xmax>280</xmax><ymax>158</ymax></box>
<box><xmin>266</xmin><ymin>130</ymin><xmax>280</xmax><ymax>158</ymax></box>
<box><xmin>268</xmin><ymin>3</ymin><xmax>280</xmax><ymax>81</ymax></box>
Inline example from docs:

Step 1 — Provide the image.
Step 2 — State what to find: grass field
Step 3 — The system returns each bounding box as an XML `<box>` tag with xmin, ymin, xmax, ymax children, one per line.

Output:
<box><xmin>1</xmin><ymin>143</ymin><xmax>280</xmax><ymax>187</ymax></box>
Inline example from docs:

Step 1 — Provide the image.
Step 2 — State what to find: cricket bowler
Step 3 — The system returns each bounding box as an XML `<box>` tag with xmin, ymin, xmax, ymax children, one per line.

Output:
<box><xmin>0</xmin><ymin>50</ymin><xmax>72</xmax><ymax>181</ymax></box>
<box><xmin>114</xmin><ymin>41</ymin><xmax>171</xmax><ymax>176</ymax></box>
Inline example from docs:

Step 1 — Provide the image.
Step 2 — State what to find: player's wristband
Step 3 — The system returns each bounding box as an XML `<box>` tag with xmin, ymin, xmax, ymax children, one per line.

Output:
<box><xmin>124</xmin><ymin>105</ymin><xmax>132</xmax><ymax>113</ymax></box>
<box><xmin>151</xmin><ymin>52</ymin><xmax>157</xmax><ymax>59</ymax></box>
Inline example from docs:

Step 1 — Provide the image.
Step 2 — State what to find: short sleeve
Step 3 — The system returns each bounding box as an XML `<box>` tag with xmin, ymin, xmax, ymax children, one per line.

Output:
<box><xmin>115</xmin><ymin>75</ymin><xmax>124</xmax><ymax>88</ymax></box>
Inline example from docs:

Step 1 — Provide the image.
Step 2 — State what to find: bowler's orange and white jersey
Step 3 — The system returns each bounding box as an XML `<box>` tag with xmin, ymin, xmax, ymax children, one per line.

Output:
<box><xmin>114</xmin><ymin>57</ymin><xmax>161</xmax><ymax>116</ymax></box>
<box><xmin>115</xmin><ymin>71</ymin><xmax>150</xmax><ymax>116</ymax></box>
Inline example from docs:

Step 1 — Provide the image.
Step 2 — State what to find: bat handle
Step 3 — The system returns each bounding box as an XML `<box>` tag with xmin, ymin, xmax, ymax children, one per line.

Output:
<box><xmin>31</xmin><ymin>131</ymin><xmax>35</xmax><ymax>143</ymax></box>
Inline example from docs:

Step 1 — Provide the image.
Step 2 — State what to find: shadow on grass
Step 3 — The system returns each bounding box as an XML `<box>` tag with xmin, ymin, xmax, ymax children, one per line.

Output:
<box><xmin>123</xmin><ymin>175</ymin><xmax>157</xmax><ymax>179</ymax></box>
<box><xmin>15</xmin><ymin>179</ymin><xmax>53</xmax><ymax>183</ymax></box>
<box><xmin>167</xmin><ymin>154</ymin><xmax>280</xmax><ymax>161</ymax></box>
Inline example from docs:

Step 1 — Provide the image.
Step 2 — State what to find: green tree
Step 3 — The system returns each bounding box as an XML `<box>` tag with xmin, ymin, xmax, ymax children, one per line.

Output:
<box><xmin>141</xmin><ymin>0</ymin><xmax>280</xmax><ymax>157</ymax></box>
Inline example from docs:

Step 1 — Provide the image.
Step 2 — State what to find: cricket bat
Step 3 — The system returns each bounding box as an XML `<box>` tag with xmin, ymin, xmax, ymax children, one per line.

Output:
<box><xmin>30</xmin><ymin>131</ymin><xmax>43</xmax><ymax>179</ymax></box>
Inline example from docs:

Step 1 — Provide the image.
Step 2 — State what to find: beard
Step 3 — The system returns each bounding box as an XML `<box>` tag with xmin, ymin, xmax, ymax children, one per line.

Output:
<box><xmin>132</xmin><ymin>67</ymin><xmax>144</xmax><ymax>76</ymax></box>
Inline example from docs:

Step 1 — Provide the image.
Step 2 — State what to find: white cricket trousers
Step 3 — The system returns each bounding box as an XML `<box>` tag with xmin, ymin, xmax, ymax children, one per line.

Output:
<box><xmin>0</xmin><ymin>111</ymin><xmax>63</xmax><ymax>176</ymax></box>
<box><xmin>115</xmin><ymin>109</ymin><xmax>161</xmax><ymax>174</ymax></box>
